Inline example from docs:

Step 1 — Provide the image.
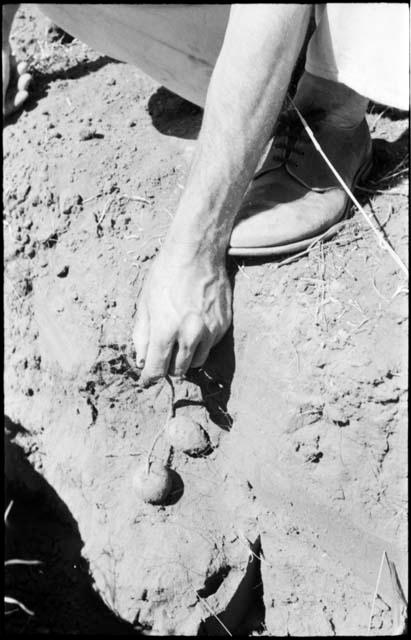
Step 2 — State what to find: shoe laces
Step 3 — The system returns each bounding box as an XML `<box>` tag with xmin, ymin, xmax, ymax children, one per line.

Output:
<box><xmin>268</xmin><ymin>107</ymin><xmax>327</xmax><ymax>166</ymax></box>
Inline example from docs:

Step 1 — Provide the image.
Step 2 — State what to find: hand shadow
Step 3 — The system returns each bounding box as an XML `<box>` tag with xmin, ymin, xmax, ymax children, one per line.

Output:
<box><xmin>184</xmin><ymin>259</ymin><xmax>238</xmax><ymax>433</ymax></box>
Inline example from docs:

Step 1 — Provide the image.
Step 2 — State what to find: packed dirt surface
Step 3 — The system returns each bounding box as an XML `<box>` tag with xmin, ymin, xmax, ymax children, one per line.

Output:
<box><xmin>4</xmin><ymin>6</ymin><xmax>408</xmax><ymax>636</ymax></box>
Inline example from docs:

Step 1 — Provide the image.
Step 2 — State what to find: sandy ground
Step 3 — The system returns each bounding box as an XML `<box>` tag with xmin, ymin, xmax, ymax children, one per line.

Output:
<box><xmin>4</xmin><ymin>6</ymin><xmax>408</xmax><ymax>636</ymax></box>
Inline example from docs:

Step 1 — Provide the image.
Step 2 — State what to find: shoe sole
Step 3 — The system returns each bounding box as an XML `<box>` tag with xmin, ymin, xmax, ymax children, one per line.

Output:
<box><xmin>228</xmin><ymin>155</ymin><xmax>373</xmax><ymax>258</ymax></box>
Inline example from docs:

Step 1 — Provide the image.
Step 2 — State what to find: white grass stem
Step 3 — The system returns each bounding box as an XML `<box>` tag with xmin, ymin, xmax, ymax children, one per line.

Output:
<box><xmin>4</xmin><ymin>596</ymin><xmax>34</xmax><ymax>616</ymax></box>
<box><xmin>367</xmin><ymin>550</ymin><xmax>387</xmax><ymax>635</ymax></box>
<box><xmin>5</xmin><ymin>559</ymin><xmax>42</xmax><ymax>566</ymax></box>
<box><xmin>196</xmin><ymin>592</ymin><xmax>233</xmax><ymax>636</ymax></box>
<box><xmin>146</xmin><ymin>376</ymin><xmax>175</xmax><ymax>473</ymax></box>
<box><xmin>4</xmin><ymin>500</ymin><xmax>14</xmax><ymax>526</ymax></box>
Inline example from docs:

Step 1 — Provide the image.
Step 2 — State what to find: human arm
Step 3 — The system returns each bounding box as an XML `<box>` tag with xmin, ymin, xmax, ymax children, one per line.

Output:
<box><xmin>134</xmin><ymin>3</ymin><xmax>311</xmax><ymax>384</ymax></box>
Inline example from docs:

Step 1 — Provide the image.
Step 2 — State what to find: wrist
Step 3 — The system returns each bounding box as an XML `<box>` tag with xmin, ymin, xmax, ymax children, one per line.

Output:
<box><xmin>164</xmin><ymin>206</ymin><xmax>232</xmax><ymax>264</ymax></box>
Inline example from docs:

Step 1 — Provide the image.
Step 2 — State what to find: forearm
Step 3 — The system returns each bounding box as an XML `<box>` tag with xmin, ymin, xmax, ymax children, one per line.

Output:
<box><xmin>164</xmin><ymin>4</ymin><xmax>311</xmax><ymax>262</ymax></box>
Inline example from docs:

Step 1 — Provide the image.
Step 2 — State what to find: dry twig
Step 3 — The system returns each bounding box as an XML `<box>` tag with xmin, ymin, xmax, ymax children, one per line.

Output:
<box><xmin>195</xmin><ymin>591</ymin><xmax>232</xmax><ymax>636</ymax></box>
<box><xmin>367</xmin><ymin>550</ymin><xmax>387</xmax><ymax>635</ymax></box>
<box><xmin>146</xmin><ymin>376</ymin><xmax>175</xmax><ymax>473</ymax></box>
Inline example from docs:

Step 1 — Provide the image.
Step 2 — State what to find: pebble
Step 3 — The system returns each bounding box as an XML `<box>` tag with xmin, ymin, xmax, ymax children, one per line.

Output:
<box><xmin>17</xmin><ymin>232</ymin><xmax>30</xmax><ymax>246</ymax></box>
<box><xmin>325</xmin><ymin>405</ymin><xmax>349</xmax><ymax>426</ymax></box>
<box><xmin>60</xmin><ymin>192</ymin><xmax>83</xmax><ymax>215</ymax></box>
<box><xmin>79</xmin><ymin>128</ymin><xmax>102</xmax><ymax>141</ymax></box>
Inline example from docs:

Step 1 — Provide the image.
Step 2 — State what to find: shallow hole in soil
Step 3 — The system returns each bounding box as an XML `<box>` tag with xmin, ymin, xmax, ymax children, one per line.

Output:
<box><xmin>198</xmin><ymin>536</ymin><xmax>265</xmax><ymax>636</ymax></box>
<box><xmin>197</xmin><ymin>565</ymin><xmax>232</xmax><ymax>599</ymax></box>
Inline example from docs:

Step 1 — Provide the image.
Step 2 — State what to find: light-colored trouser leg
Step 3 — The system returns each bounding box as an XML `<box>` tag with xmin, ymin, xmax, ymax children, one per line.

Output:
<box><xmin>37</xmin><ymin>4</ymin><xmax>231</xmax><ymax>107</ymax></box>
<box><xmin>306</xmin><ymin>3</ymin><xmax>409</xmax><ymax>110</ymax></box>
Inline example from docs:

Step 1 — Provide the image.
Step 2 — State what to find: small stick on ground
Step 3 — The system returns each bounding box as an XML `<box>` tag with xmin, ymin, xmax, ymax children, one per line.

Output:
<box><xmin>369</xmin><ymin>107</ymin><xmax>388</xmax><ymax>133</ymax></box>
<box><xmin>146</xmin><ymin>376</ymin><xmax>176</xmax><ymax>474</ymax></box>
<box><xmin>195</xmin><ymin>591</ymin><xmax>233</xmax><ymax>636</ymax></box>
<box><xmin>97</xmin><ymin>197</ymin><xmax>114</xmax><ymax>226</ymax></box>
<box><xmin>275</xmin><ymin>220</ymin><xmax>350</xmax><ymax>269</ymax></box>
<box><xmin>356</xmin><ymin>186</ymin><xmax>407</xmax><ymax>197</ymax></box>
<box><xmin>5</xmin><ymin>559</ymin><xmax>42</xmax><ymax>566</ymax></box>
<box><xmin>4</xmin><ymin>500</ymin><xmax>13</xmax><ymax>526</ymax></box>
<box><xmin>381</xmin><ymin>204</ymin><xmax>394</xmax><ymax>229</ymax></box>
<box><xmin>82</xmin><ymin>192</ymin><xmax>102</xmax><ymax>204</ymax></box>
<box><xmin>370</xmin><ymin>155</ymin><xmax>409</xmax><ymax>184</ymax></box>
<box><xmin>121</xmin><ymin>194</ymin><xmax>151</xmax><ymax>205</ymax></box>
<box><xmin>367</xmin><ymin>550</ymin><xmax>387</xmax><ymax>635</ymax></box>
<box><xmin>4</xmin><ymin>596</ymin><xmax>34</xmax><ymax>616</ymax></box>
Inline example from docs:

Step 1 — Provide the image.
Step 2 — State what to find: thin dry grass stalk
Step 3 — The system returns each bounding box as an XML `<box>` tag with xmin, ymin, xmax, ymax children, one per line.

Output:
<box><xmin>288</xmin><ymin>95</ymin><xmax>409</xmax><ymax>278</ymax></box>
<box><xmin>146</xmin><ymin>375</ymin><xmax>175</xmax><ymax>473</ymax></box>
<box><xmin>367</xmin><ymin>550</ymin><xmax>408</xmax><ymax>635</ymax></box>
<box><xmin>367</xmin><ymin>550</ymin><xmax>387</xmax><ymax>635</ymax></box>
<box><xmin>4</xmin><ymin>500</ymin><xmax>14</xmax><ymax>526</ymax></box>
<box><xmin>5</xmin><ymin>559</ymin><xmax>42</xmax><ymax>567</ymax></box>
<box><xmin>385</xmin><ymin>554</ymin><xmax>408</xmax><ymax>634</ymax></box>
<box><xmin>4</xmin><ymin>501</ymin><xmax>41</xmax><ymax>618</ymax></box>
<box><xmin>4</xmin><ymin>596</ymin><xmax>34</xmax><ymax>616</ymax></box>
<box><xmin>195</xmin><ymin>591</ymin><xmax>233</xmax><ymax>636</ymax></box>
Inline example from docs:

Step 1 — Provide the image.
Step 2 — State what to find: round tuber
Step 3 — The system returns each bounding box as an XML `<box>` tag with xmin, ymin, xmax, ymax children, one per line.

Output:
<box><xmin>166</xmin><ymin>416</ymin><xmax>210</xmax><ymax>456</ymax></box>
<box><xmin>133</xmin><ymin>462</ymin><xmax>172</xmax><ymax>505</ymax></box>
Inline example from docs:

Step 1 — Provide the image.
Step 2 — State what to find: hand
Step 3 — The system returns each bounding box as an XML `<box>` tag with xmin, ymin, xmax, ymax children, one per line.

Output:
<box><xmin>133</xmin><ymin>249</ymin><xmax>232</xmax><ymax>385</ymax></box>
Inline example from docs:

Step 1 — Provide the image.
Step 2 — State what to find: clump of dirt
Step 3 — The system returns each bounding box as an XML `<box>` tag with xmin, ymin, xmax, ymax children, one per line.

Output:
<box><xmin>4</xmin><ymin>5</ymin><xmax>408</xmax><ymax>636</ymax></box>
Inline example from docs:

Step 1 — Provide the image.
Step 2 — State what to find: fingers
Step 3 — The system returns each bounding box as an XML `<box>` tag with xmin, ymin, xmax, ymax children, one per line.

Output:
<box><xmin>3</xmin><ymin>61</ymin><xmax>31</xmax><ymax>118</ymax></box>
<box><xmin>191</xmin><ymin>334</ymin><xmax>214</xmax><ymax>369</ymax></box>
<box><xmin>169</xmin><ymin>313</ymin><xmax>213</xmax><ymax>376</ymax></box>
<box><xmin>17</xmin><ymin>61</ymin><xmax>28</xmax><ymax>75</ymax></box>
<box><xmin>138</xmin><ymin>313</ymin><xmax>205</xmax><ymax>384</ymax></box>
<box><xmin>133</xmin><ymin>305</ymin><xmax>150</xmax><ymax>369</ymax></box>
<box><xmin>170</xmin><ymin>336</ymin><xmax>201</xmax><ymax>377</ymax></box>
<box><xmin>140</xmin><ymin>334</ymin><xmax>176</xmax><ymax>386</ymax></box>
<box><xmin>13</xmin><ymin>90</ymin><xmax>29</xmax><ymax>112</ymax></box>
<box><xmin>17</xmin><ymin>72</ymin><xmax>31</xmax><ymax>93</ymax></box>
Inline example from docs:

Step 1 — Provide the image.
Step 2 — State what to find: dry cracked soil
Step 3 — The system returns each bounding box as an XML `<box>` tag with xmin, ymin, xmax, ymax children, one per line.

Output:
<box><xmin>4</xmin><ymin>5</ymin><xmax>408</xmax><ymax>637</ymax></box>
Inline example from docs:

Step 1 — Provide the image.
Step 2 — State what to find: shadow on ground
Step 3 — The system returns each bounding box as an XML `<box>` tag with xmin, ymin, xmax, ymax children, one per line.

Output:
<box><xmin>5</xmin><ymin>56</ymin><xmax>118</xmax><ymax>127</ymax></box>
<box><xmin>185</xmin><ymin>260</ymin><xmax>238</xmax><ymax>433</ymax></box>
<box><xmin>147</xmin><ymin>86</ymin><xmax>203</xmax><ymax>140</ymax></box>
<box><xmin>198</xmin><ymin>536</ymin><xmax>265</xmax><ymax>636</ymax></box>
<box><xmin>367</xmin><ymin>127</ymin><xmax>409</xmax><ymax>185</ymax></box>
<box><xmin>4</xmin><ymin>416</ymin><xmax>140</xmax><ymax>635</ymax></box>
<box><xmin>146</xmin><ymin>13</ymin><xmax>315</xmax><ymax>142</ymax></box>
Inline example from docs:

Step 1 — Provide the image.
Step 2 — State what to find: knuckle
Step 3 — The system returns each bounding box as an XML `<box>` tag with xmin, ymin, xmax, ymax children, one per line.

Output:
<box><xmin>181</xmin><ymin>312</ymin><xmax>204</xmax><ymax>341</ymax></box>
